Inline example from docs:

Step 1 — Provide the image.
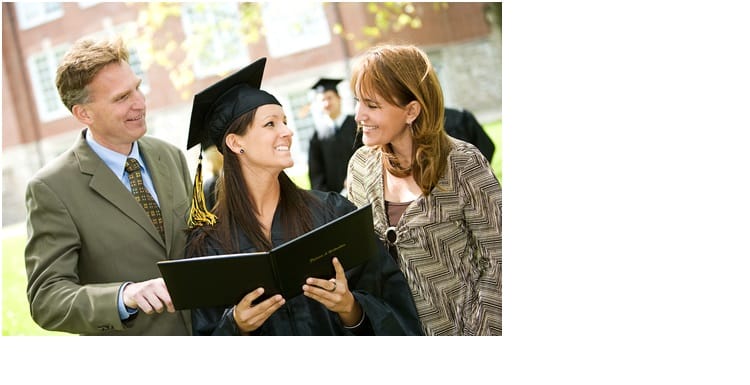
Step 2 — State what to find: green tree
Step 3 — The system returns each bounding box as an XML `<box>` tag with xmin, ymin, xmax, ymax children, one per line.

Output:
<box><xmin>128</xmin><ymin>2</ymin><xmax>446</xmax><ymax>97</ymax></box>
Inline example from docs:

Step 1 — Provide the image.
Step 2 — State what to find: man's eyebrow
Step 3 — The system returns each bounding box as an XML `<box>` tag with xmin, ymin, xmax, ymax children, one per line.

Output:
<box><xmin>111</xmin><ymin>78</ymin><xmax>142</xmax><ymax>101</ymax></box>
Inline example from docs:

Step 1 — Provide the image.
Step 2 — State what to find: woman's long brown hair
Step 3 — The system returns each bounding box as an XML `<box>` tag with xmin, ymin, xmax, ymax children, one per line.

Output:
<box><xmin>350</xmin><ymin>44</ymin><xmax>452</xmax><ymax>195</ymax></box>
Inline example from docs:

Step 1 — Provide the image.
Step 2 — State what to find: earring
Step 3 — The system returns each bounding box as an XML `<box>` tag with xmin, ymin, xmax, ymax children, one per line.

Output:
<box><xmin>240</xmin><ymin>148</ymin><xmax>245</xmax><ymax>154</ymax></box>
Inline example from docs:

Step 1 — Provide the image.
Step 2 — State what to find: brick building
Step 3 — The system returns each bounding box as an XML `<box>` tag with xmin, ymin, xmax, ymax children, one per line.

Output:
<box><xmin>2</xmin><ymin>2</ymin><xmax>502</xmax><ymax>225</ymax></box>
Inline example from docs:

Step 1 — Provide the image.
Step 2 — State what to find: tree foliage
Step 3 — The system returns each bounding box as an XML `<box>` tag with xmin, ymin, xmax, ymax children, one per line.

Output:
<box><xmin>127</xmin><ymin>2</ymin><xmax>441</xmax><ymax>97</ymax></box>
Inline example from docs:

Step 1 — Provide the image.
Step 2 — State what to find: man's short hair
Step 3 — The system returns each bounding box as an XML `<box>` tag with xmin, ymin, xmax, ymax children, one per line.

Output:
<box><xmin>56</xmin><ymin>37</ymin><xmax>130</xmax><ymax>112</ymax></box>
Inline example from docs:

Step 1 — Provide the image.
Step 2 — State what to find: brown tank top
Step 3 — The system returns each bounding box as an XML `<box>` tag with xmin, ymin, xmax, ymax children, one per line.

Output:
<box><xmin>385</xmin><ymin>200</ymin><xmax>412</xmax><ymax>226</ymax></box>
<box><xmin>384</xmin><ymin>200</ymin><xmax>412</xmax><ymax>262</ymax></box>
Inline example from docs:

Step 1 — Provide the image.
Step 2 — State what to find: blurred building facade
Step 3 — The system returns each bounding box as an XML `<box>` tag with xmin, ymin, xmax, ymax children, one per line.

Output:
<box><xmin>2</xmin><ymin>2</ymin><xmax>501</xmax><ymax>225</ymax></box>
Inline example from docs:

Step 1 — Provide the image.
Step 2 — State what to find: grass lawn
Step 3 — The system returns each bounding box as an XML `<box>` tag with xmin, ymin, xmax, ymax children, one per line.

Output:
<box><xmin>2</xmin><ymin>119</ymin><xmax>500</xmax><ymax>336</ymax></box>
<box><xmin>2</xmin><ymin>224</ymin><xmax>69</xmax><ymax>336</ymax></box>
<box><xmin>484</xmin><ymin>119</ymin><xmax>503</xmax><ymax>184</ymax></box>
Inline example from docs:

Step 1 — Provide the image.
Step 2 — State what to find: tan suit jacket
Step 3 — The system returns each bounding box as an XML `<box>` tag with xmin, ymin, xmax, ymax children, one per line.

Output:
<box><xmin>25</xmin><ymin>130</ymin><xmax>192</xmax><ymax>335</ymax></box>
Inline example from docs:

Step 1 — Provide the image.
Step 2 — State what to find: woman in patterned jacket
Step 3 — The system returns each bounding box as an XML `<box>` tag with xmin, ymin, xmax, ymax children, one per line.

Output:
<box><xmin>346</xmin><ymin>44</ymin><xmax>502</xmax><ymax>335</ymax></box>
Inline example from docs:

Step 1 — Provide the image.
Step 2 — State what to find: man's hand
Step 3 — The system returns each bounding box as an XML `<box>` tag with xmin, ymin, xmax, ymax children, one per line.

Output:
<box><xmin>122</xmin><ymin>278</ymin><xmax>175</xmax><ymax>314</ymax></box>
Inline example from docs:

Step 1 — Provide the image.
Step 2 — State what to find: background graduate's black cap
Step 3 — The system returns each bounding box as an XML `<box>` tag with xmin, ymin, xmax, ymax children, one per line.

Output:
<box><xmin>187</xmin><ymin>57</ymin><xmax>281</xmax><ymax>153</ymax></box>
<box><xmin>311</xmin><ymin>78</ymin><xmax>342</xmax><ymax>94</ymax></box>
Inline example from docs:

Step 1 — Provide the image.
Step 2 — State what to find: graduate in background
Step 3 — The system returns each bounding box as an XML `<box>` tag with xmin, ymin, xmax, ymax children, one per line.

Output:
<box><xmin>444</xmin><ymin>106</ymin><xmax>496</xmax><ymax>162</ymax></box>
<box><xmin>307</xmin><ymin>78</ymin><xmax>363</xmax><ymax>194</ymax></box>
<box><xmin>184</xmin><ymin>58</ymin><xmax>421</xmax><ymax>336</ymax></box>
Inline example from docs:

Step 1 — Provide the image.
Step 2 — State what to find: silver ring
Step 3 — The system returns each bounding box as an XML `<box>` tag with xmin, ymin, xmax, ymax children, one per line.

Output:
<box><xmin>329</xmin><ymin>281</ymin><xmax>337</xmax><ymax>292</ymax></box>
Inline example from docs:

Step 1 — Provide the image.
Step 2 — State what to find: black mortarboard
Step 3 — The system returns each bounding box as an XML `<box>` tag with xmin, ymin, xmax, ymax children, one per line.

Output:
<box><xmin>187</xmin><ymin>57</ymin><xmax>281</xmax><ymax>153</ymax></box>
<box><xmin>311</xmin><ymin>78</ymin><xmax>342</xmax><ymax>94</ymax></box>
<box><xmin>186</xmin><ymin>57</ymin><xmax>281</xmax><ymax>229</ymax></box>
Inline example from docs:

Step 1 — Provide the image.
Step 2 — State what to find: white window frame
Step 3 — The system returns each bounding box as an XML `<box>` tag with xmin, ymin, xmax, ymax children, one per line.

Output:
<box><xmin>86</xmin><ymin>23</ymin><xmax>152</xmax><ymax>95</ymax></box>
<box><xmin>27</xmin><ymin>44</ymin><xmax>70</xmax><ymax>122</ymax></box>
<box><xmin>286</xmin><ymin>89</ymin><xmax>317</xmax><ymax>166</ymax></box>
<box><xmin>15</xmin><ymin>3</ymin><xmax>64</xmax><ymax>30</ymax></box>
<box><xmin>181</xmin><ymin>3</ymin><xmax>248</xmax><ymax>78</ymax></box>
<box><xmin>29</xmin><ymin>26</ymin><xmax>151</xmax><ymax>123</ymax></box>
<box><xmin>261</xmin><ymin>2</ymin><xmax>331</xmax><ymax>58</ymax></box>
<box><xmin>271</xmin><ymin>92</ymin><xmax>313</xmax><ymax>176</ymax></box>
<box><xmin>78</xmin><ymin>2</ymin><xmax>101</xmax><ymax>9</ymax></box>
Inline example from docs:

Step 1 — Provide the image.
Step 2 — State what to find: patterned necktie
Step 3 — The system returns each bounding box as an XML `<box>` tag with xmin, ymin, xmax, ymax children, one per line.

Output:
<box><xmin>125</xmin><ymin>158</ymin><xmax>164</xmax><ymax>240</ymax></box>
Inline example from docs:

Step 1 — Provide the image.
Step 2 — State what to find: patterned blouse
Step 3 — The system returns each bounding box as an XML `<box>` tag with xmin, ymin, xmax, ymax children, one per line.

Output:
<box><xmin>347</xmin><ymin>138</ymin><xmax>502</xmax><ymax>335</ymax></box>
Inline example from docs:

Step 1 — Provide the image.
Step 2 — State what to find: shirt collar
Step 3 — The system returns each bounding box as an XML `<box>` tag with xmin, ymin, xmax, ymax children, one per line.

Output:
<box><xmin>84</xmin><ymin>128</ymin><xmax>144</xmax><ymax>176</ymax></box>
<box><xmin>333</xmin><ymin>113</ymin><xmax>347</xmax><ymax>128</ymax></box>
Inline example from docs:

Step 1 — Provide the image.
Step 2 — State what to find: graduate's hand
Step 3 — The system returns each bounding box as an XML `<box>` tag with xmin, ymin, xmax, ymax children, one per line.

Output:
<box><xmin>232</xmin><ymin>288</ymin><xmax>285</xmax><ymax>334</ymax></box>
<box><xmin>302</xmin><ymin>257</ymin><xmax>363</xmax><ymax>327</ymax></box>
<box><xmin>122</xmin><ymin>278</ymin><xmax>175</xmax><ymax>314</ymax></box>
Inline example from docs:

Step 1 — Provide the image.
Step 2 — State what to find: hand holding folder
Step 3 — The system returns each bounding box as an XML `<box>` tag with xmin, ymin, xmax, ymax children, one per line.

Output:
<box><xmin>158</xmin><ymin>204</ymin><xmax>377</xmax><ymax>310</ymax></box>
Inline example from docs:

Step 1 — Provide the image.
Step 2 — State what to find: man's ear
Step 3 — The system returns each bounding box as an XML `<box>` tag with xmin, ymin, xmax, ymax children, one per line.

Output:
<box><xmin>405</xmin><ymin>100</ymin><xmax>421</xmax><ymax>124</ymax></box>
<box><xmin>71</xmin><ymin>105</ymin><xmax>92</xmax><ymax>125</ymax></box>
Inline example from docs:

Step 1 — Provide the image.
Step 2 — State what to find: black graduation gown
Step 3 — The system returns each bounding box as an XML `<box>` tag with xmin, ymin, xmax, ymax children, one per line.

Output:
<box><xmin>443</xmin><ymin>107</ymin><xmax>495</xmax><ymax>162</ymax></box>
<box><xmin>308</xmin><ymin>115</ymin><xmax>363</xmax><ymax>193</ymax></box>
<box><xmin>188</xmin><ymin>191</ymin><xmax>423</xmax><ymax>336</ymax></box>
<box><xmin>203</xmin><ymin>176</ymin><xmax>218</xmax><ymax>211</ymax></box>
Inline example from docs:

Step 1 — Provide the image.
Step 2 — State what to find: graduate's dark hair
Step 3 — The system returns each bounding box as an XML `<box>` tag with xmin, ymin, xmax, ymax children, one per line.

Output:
<box><xmin>187</xmin><ymin>108</ymin><xmax>319</xmax><ymax>256</ymax></box>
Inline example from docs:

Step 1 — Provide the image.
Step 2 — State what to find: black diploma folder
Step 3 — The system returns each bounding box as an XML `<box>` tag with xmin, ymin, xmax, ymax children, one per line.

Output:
<box><xmin>157</xmin><ymin>204</ymin><xmax>377</xmax><ymax>310</ymax></box>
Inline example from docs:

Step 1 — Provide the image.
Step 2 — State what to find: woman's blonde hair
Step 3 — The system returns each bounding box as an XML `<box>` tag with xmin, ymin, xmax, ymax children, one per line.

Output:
<box><xmin>350</xmin><ymin>44</ymin><xmax>451</xmax><ymax>195</ymax></box>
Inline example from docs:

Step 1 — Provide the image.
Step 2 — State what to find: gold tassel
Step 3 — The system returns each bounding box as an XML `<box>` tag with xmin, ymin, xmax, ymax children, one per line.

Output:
<box><xmin>188</xmin><ymin>152</ymin><xmax>217</xmax><ymax>229</ymax></box>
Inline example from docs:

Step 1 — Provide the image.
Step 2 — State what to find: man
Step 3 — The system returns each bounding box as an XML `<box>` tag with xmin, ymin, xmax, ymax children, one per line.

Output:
<box><xmin>24</xmin><ymin>37</ymin><xmax>192</xmax><ymax>335</ymax></box>
<box><xmin>307</xmin><ymin>78</ymin><xmax>362</xmax><ymax>194</ymax></box>
<box><xmin>444</xmin><ymin>107</ymin><xmax>496</xmax><ymax>162</ymax></box>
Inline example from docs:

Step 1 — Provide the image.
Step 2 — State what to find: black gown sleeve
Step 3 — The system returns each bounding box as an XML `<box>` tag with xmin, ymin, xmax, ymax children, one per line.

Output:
<box><xmin>192</xmin><ymin>305</ymin><xmax>243</xmax><ymax>336</ymax></box>
<box><xmin>444</xmin><ymin>108</ymin><xmax>495</xmax><ymax>162</ymax></box>
<box><xmin>461</xmin><ymin>109</ymin><xmax>495</xmax><ymax>162</ymax></box>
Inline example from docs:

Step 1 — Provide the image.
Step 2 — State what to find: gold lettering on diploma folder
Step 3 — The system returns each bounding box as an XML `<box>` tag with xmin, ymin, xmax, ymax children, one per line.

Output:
<box><xmin>309</xmin><ymin>243</ymin><xmax>346</xmax><ymax>263</ymax></box>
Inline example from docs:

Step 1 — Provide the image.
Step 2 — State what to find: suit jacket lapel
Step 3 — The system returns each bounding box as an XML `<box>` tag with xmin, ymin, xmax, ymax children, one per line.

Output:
<box><xmin>74</xmin><ymin>132</ymin><xmax>166</xmax><ymax>247</ymax></box>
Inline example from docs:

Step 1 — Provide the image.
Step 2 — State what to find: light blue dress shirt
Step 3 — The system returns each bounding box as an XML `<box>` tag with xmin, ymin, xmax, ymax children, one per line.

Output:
<box><xmin>85</xmin><ymin>130</ymin><xmax>161</xmax><ymax>320</ymax></box>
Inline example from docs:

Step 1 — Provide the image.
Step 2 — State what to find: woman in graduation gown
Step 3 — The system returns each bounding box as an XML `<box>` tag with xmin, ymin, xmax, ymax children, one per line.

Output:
<box><xmin>184</xmin><ymin>58</ymin><xmax>422</xmax><ymax>336</ymax></box>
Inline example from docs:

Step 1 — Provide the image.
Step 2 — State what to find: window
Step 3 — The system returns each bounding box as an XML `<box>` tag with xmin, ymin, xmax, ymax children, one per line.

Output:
<box><xmin>28</xmin><ymin>31</ymin><xmax>149</xmax><ymax>123</ymax></box>
<box><xmin>27</xmin><ymin>45</ymin><xmax>70</xmax><ymax>122</ymax></box>
<box><xmin>103</xmin><ymin>23</ymin><xmax>151</xmax><ymax>94</ymax></box>
<box><xmin>15</xmin><ymin>3</ymin><xmax>63</xmax><ymax>30</ymax></box>
<box><xmin>285</xmin><ymin>90</ymin><xmax>318</xmax><ymax>169</ymax></box>
<box><xmin>78</xmin><ymin>2</ymin><xmax>101</xmax><ymax>9</ymax></box>
<box><xmin>126</xmin><ymin>47</ymin><xmax>150</xmax><ymax>94</ymax></box>
<box><xmin>427</xmin><ymin>50</ymin><xmax>454</xmax><ymax>106</ymax></box>
<box><xmin>261</xmin><ymin>2</ymin><xmax>331</xmax><ymax>57</ymax></box>
<box><xmin>181</xmin><ymin>3</ymin><xmax>248</xmax><ymax>78</ymax></box>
